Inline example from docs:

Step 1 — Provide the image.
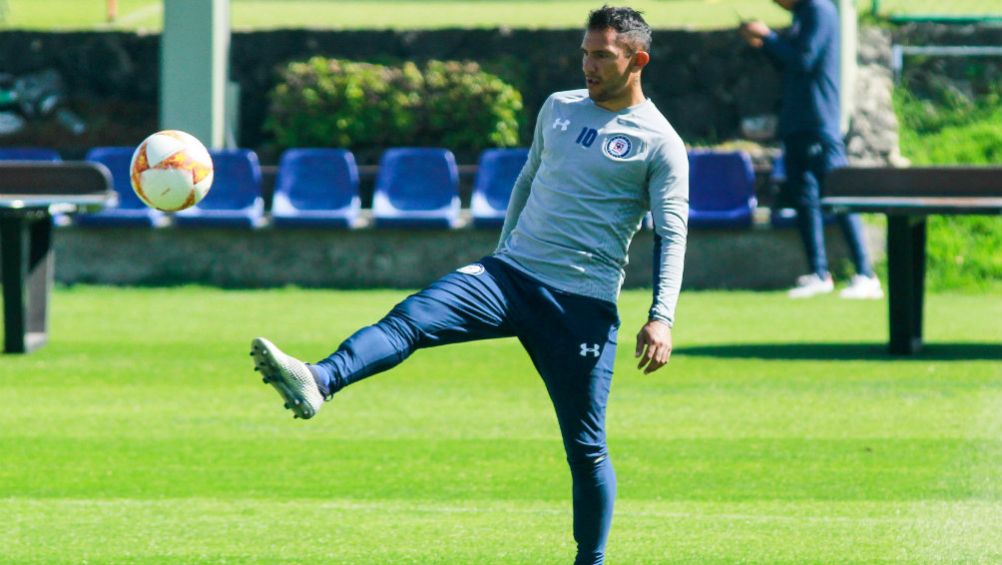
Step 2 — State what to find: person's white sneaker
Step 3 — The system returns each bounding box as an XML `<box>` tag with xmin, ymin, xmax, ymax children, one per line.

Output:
<box><xmin>788</xmin><ymin>273</ymin><xmax>834</xmax><ymax>298</ymax></box>
<box><xmin>795</xmin><ymin>273</ymin><xmax>818</xmax><ymax>286</ymax></box>
<box><xmin>251</xmin><ymin>337</ymin><xmax>324</xmax><ymax>419</ymax></box>
<box><xmin>839</xmin><ymin>274</ymin><xmax>884</xmax><ymax>300</ymax></box>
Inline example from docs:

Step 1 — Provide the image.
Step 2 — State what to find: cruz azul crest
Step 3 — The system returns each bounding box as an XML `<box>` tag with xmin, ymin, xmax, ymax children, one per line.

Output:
<box><xmin>603</xmin><ymin>135</ymin><xmax>633</xmax><ymax>159</ymax></box>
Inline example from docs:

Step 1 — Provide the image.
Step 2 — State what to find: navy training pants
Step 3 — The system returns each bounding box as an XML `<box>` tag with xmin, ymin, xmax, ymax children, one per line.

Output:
<box><xmin>781</xmin><ymin>132</ymin><xmax>873</xmax><ymax>278</ymax></box>
<box><xmin>311</xmin><ymin>256</ymin><xmax>619</xmax><ymax>565</ymax></box>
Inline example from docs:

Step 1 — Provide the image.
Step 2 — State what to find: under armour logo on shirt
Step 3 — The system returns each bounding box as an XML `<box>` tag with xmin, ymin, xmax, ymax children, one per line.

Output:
<box><xmin>552</xmin><ymin>118</ymin><xmax>571</xmax><ymax>131</ymax></box>
<box><xmin>579</xmin><ymin>343</ymin><xmax>601</xmax><ymax>358</ymax></box>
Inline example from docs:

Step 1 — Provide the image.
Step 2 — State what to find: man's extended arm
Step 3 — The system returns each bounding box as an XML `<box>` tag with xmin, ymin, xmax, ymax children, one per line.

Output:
<box><xmin>647</xmin><ymin>139</ymin><xmax>689</xmax><ymax>327</ymax></box>
<box><xmin>636</xmin><ymin>138</ymin><xmax>689</xmax><ymax>373</ymax></box>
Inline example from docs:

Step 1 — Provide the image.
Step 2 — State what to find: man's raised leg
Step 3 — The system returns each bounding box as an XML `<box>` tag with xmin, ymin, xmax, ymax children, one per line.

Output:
<box><xmin>252</xmin><ymin>261</ymin><xmax>513</xmax><ymax>418</ymax></box>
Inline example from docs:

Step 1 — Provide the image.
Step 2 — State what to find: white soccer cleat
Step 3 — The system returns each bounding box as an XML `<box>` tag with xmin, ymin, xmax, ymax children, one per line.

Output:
<box><xmin>251</xmin><ymin>337</ymin><xmax>324</xmax><ymax>419</ymax></box>
<box><xmin>788</xmin><ymin>273</ymin><xmax>834</xmax><ymax>298</ymax></box>
<box><xmin>839</xmin><ymin>274</ymin><xmax>884</xmax><ymax>300</ymax></box>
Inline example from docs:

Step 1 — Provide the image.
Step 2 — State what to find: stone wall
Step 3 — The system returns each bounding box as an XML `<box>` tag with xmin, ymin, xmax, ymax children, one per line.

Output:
<box><xmin>847</xmin><ymin>27</ymin><xmax>905</xmax><ymax>166</ymax></box>
<box><xmin>51</xmin><ymin>223</ymin><xmax>882</xmax><ymax>290</ymax></box>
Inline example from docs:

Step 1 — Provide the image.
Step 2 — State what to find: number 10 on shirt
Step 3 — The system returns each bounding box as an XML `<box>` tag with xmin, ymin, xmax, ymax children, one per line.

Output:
<box><xmin>576</xmin><ymin>127</ymin><xmax>598</xmax><ymax>147</ymax></box>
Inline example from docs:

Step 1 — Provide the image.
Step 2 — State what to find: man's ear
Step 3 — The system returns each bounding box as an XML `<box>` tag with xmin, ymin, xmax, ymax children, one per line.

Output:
<box><xmin>632</xmin><ymin>51</ymin><xmax>651</xmax><ymax>70</ymax></box>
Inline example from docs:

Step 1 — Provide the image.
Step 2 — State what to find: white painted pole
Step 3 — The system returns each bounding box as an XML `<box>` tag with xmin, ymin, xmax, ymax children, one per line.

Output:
<box><xmin>838</xmin><ymin>0</ymin><xmax>858</xmax><ymax>136</ymax></box>
<box><xmin>160</xmin><ymin>0</ymin><xmax>230</xmax><ymax>148</ymax></box>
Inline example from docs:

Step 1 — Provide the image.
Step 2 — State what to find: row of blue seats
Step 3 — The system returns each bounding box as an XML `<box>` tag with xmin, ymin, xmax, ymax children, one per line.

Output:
<box><xmin>0</xmin><ymin>146</ymin><xmax>811</xmax><ymax>230</ymax></box>
<box><xmin>1</xmin><ymin>146</ymin><xmax>505</xmax><ymax>229</ymax></box>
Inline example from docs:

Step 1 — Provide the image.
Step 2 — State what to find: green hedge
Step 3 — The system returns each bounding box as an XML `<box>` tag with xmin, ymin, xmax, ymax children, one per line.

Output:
<box><xmin>265</xmin><ymin>57</ymin><xmax>522</xmax><ymax>160</ymax></box>
<box><xmin>422</xmin><ymin>60</ymin><xmax>523</xmax><ymax>154</ymax></box>
<box><xmin>894</xmin><ymin>86</ymin><xmax>1002</xmax><ymax>292</ymax></box>
<box><xmin>265</xmin><ymin>58</ymin><xmax>423</xmax><ymax>150</ymax></box>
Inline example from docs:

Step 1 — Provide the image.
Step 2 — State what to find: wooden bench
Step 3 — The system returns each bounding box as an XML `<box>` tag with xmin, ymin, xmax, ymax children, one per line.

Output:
<box><xmin>0</xmin><ymin>162</ymin><xmax>114</xmax><ymax>353</ymax></box>
<box><xmin>824</xmin><ymin>167</ymin><xmax>1002</xmax><ymax>354</ymax></box>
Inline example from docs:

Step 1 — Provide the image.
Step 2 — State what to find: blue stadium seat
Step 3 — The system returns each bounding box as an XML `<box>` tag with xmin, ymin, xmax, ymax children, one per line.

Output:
<box><xmin>687</xmin><ymin>150</ymin><xmax>757</xmax><ymax>229</ymax></box>
<box><xmin>76</xmin><ymin>147</ymin><xmax>165</xmax><ymax>227</ymax></box>
<box><xmin>271</xmin><ymin>148</ymin><xmax>360</xmax><ymax>228</ymax></box>
<box><xmin>373</xmin><ymin>148</ymin><xmax>460</xmax><ymax>229</ymax></box>
<box><xmin>471</xmin><ymin>148</ymin><xmax>529</xmax><ymax>228</ymax></box>
<box><xmin>174</xmin><ymin>149</ymin><xmax>264</xmax><ymax>229</ymax></box>
<box><xmin>0</xmin><ymin>147</ymin><xmax>61</xmax><ymax>161</ymax></box>
<box><xmin>768</xmin><ymin>153</ymin><xmax>836</xmax><ymax>228</ymax></box>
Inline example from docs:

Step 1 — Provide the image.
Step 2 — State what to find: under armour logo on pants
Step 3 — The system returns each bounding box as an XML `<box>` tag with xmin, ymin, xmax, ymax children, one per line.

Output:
<box><xmin>579</xmin><ymin>343</ymin><xmax>601</xmax><ymax>358</ymax></box>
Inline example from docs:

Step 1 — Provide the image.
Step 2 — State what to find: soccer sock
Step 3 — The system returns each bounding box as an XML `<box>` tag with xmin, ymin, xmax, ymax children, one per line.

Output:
<box><xmin>570</xmin><ymin>454</ymin><xmax>616</xmax><ymax>565</ymax></box>
<box><xmin>306</xmin><ymin>364</ymin><xmax>330</xmax><ymax>398</ymax></box>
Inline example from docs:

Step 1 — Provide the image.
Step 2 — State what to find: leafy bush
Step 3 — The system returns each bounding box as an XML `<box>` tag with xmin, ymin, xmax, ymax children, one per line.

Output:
<box><xmin>421</xmin><ymin>60</ymin><xmax>522</xmax><ymax>152</ymax></box>
<box><xmin>265</xmin><ymin>57</ymin><xmax>423</xmax><ymax>150</ymax></box>
<box><xmin>894</xmin><ymin>86</ymin><xmax>1002</xmax><ymax>292</ymax></box>
<box><xmin>266</xmin><ymin>57</ymin><xmax>522</xmax><ymax>159</ymax></box>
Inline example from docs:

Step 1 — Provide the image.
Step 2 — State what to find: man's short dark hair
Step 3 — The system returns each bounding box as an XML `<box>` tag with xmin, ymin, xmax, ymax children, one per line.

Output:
<box><xmin>587</xmin><ymin>5</ymin><xmax>652</xmax><ymax>54</ymax></box>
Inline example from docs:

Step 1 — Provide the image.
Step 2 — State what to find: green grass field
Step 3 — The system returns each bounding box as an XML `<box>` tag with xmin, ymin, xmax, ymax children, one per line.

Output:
<box><xmin>2</xmin><ymin>0</ymin><xmax>997</xmax><ymax>31</ymax></box>
<box><xmin>1</xmin><ymin>0</ymin><xmax>789</xmax><ymax>30</ymax></box>
<box><xmin>2</xmin><ymin>286</ymin><xmax>1001</xmax><ymax>563</ymax></box>
<box><xmin>873</xmin><ymin>0</ymin><xmax>1002</xmax><ymax>20</ymax></box>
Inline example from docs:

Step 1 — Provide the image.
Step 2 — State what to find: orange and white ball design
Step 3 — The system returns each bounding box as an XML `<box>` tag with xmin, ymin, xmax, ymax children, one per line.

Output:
<box><xmin>130</xmin><ymin>130</ymin><xmax>214</xmax><ymax>212</ymax></box>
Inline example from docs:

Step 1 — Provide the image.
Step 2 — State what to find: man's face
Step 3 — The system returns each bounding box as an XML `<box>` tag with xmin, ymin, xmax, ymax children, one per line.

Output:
<box><xmin>581</xmin><ymin>28</ymin><xmax>636</xmax><ymax>104</ymax></box>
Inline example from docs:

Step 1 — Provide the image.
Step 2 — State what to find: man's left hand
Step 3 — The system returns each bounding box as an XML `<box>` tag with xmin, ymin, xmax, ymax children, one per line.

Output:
<box><xmin>635</xmin><ymin>320</ymin><xmax>673</xmax><ymax>374</ymax></box>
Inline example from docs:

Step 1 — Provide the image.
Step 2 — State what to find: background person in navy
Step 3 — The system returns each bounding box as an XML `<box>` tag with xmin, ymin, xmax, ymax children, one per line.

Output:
<box><xmin>740</xmin><ymin>0</ymin><xmax>883</xmax><ymax>299</ymax></box>
<box><xmin>250</xmin><ymin>6</ymin><xmax>688</xmax><ymax>564</ymax></box>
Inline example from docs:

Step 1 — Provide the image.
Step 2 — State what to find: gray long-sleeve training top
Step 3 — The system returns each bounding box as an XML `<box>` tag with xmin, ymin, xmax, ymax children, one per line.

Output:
<box><xmin>494</xmin><ymin>89</ymin><xmax>689</xmax><ymax>326</ymax></box>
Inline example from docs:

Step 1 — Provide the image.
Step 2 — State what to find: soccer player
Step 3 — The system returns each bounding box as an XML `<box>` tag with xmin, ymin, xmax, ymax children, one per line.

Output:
<box><xmin>740</xmin><ymin>0</ymin><xmax>882</xmax><ymax>299</ymax></box>
<box><xmin>251</xmin><ymin>6</ymin><xmax>688</xmax><ymax>564</ymax></box>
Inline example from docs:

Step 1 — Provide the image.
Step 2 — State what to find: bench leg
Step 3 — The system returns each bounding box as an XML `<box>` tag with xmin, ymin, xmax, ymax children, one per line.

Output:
<box><xmin>887</xmin><ymin>215</ymin><xmax>926</xmax><ymax>355</ymax></box>
<box><xmin>27</xmin><ymin>216</ymin><xmax>53</xmax><ymax>350</ymax></box>
<box><xmin>1</xmin><ymin>214</ymin><xmax>52</xmax><ymax>354</ymax></box>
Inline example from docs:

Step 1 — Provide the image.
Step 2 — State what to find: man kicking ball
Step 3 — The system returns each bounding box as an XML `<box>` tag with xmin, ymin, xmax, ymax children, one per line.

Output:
<box><xmin>251</xmin><ymin>6</ymin><xmax>688</xmax><ymax>564</ymax></box>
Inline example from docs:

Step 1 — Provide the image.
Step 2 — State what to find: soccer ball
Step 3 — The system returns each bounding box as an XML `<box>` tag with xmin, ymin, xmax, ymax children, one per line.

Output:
<box><xmin>130</xmin><ymin>130</ymin><xmax>214</xmax><ymax>211</ymax></box>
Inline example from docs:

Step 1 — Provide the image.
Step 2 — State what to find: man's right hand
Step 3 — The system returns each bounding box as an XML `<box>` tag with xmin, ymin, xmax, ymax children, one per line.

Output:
<box><xmin>739</xmin><ymin>21</ymin><xmax>770</xmax><ymax>48</ymax></box>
